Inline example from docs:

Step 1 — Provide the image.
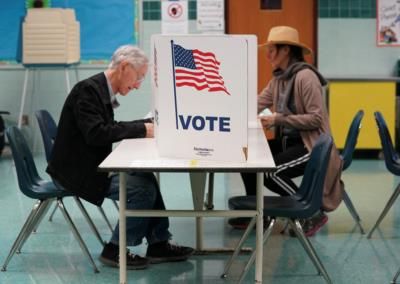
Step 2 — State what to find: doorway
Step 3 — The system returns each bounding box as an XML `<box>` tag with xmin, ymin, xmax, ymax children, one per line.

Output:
<box><xmin>226</xmin><ymin>0</ymin><xmax>317</xmax><ymax>92</ymax></box>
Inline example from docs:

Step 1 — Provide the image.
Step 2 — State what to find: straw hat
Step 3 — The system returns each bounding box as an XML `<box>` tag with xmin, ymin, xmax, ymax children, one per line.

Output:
<box><xmin>259</xmin><ymin>26</ymin><xmax>312</xmax><ymax>55</ymax></box>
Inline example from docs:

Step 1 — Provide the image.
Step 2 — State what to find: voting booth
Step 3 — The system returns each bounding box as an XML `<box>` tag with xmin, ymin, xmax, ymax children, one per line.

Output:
<box><xmin>151</xmin><ymin>35</ymin><xmax>256</xmax><ymax>162</ymax></box>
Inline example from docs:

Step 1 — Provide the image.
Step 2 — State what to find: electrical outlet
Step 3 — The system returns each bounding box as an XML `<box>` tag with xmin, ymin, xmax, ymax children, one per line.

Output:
<box><xmin>22</xmin><ymin>115</ymin><xmax>29</xmax><ymax>126</ymax></box>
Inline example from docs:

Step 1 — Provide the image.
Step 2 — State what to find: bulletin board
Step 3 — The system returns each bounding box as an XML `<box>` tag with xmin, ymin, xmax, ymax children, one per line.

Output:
<box><xmin>377</xmin><ymin>0</ymin><xmax>400</xmax><ymax>46</ymax></box>
<box><xmin>0</xmin><ymin>0</ymin><xmax>137</xmax><ymax>62</ymax></box>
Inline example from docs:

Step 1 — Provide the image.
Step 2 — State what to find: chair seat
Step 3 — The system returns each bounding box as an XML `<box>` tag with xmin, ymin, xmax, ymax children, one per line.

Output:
<box><xmin>28</xmin><ymin>181</ymin><xmax>74</xmax><ymax>199</ymax></box>
<box><xmin>229</xmin><ymin>195</ymin><xmax>316</xmax><ymax>219</ymax></box>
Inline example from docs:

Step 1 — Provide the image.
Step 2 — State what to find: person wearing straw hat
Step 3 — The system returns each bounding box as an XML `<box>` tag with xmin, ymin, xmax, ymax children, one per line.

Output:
<box><xmin>229</xmin><ymin>26</ymin><xmax>344</xmax><ymax>237</ymax></box>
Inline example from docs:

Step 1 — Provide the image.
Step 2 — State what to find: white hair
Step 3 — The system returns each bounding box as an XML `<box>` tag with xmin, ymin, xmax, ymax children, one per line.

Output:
<box><xmin>108</xmin><ymin>45</ymin><xmax>149</xmax><ymax>70</ymax></box>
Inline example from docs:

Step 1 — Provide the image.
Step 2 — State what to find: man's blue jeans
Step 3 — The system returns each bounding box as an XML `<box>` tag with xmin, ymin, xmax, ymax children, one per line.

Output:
<box><xmin>107</xmin><ymin>172</ymin><xmax>172</xmax><ymax>246</ymax></box>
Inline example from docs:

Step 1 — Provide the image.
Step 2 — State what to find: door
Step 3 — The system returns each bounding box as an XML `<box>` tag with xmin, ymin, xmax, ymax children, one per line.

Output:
<box><xmin>226</xmin><ymin>0</ymin><xmax>317</xmax><ymax>93</ymax></box>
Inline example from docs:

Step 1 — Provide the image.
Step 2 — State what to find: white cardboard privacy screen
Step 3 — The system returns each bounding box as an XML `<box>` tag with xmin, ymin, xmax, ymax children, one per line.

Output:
<box><xmin>151</xmin><ymin>35</ymin><xmax>255</xmax><ymax>162</ymax></box>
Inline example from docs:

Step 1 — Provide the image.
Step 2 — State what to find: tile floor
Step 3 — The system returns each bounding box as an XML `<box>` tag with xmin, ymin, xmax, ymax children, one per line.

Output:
<box><xmin>0</xmin><ymin>150</ymin><xmax>399</xmax><ymax>284</ymax></box>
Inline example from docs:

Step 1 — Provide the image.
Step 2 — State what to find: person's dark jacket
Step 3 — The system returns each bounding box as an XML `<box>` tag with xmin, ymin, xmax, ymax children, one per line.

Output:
<box><xmin>47</xmin><ymin>72</ymin><xmax>150</xmax><ymax>206</ymax></box>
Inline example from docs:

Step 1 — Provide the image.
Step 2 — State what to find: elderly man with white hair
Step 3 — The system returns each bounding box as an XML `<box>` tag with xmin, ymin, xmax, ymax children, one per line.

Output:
<box><xmin>47</xmin><ymin>45</ymin><xmax>194</xmax><ymax>270</ymax></box>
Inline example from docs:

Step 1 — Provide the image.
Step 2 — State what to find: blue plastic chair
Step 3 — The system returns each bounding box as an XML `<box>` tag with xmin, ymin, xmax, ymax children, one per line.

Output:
<box><xmin>368</xmin><ymin>111</ymin><xmax>400</xmax><ymax>239</ymax></box>
<box><xmin>35</xmin><ymin>109</ymin><xmax>56</xmax><ymax>163</ymax></box>
<box><xmin>223</xmin><ymin>134</ymin><xmax>333</xmax><ymax>284</ymax></box>
<box><xmin>1</xmin><ymin>126</ymin><xmax>99</xmax><ymax>273</ymax></box>
<box><xmin>340</xmin><ymin>110</ymin><xmax>365</xmax><ymax>233</ymax></box>
<box><xmin>35</xmin><ymin>109</ymin><xmax>117</xmax><ymax>236</ymax></box>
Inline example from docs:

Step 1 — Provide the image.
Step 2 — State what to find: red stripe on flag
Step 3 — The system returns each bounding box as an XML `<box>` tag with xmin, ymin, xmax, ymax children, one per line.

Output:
<box><xmin>176</xmin><ymin>82</ymin><xmax>209</xmax><ymax>91</ymax></box>
<box><xmin>174</xmin><ymin>45</ymin><xmax>229</xmax><ymax>95</ymax></box>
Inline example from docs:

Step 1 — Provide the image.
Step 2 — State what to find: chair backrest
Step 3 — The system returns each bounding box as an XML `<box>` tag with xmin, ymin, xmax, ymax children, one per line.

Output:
<box><xmin>374</xmin><ymin>111</ymin><xmax>399</xmax><ymax>174</ymax></box>
<box><xmin>6</xmin><ymin>126</ymin><xmax>42</xmax><ymax>199</ymax></box>
<box><xmin>295</xmin><ymin>133</ymin><xmax>333</xmax><ymax>214</ymax></box>
<box><xmin>35</xmin><ymin>109</ymin><xmax>57</xmax><ymax>162</ymax></box>
<box><xmin>341</xmin><ymin>110</ymin><xmax>364</xmax><ymax>171</ymax></box>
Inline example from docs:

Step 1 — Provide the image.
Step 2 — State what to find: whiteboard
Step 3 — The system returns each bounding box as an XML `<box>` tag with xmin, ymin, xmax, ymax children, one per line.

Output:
<box><xmin>0</xmin><ymin>0</ymin><xmax>137</xmax><ymax>61</ymax></box>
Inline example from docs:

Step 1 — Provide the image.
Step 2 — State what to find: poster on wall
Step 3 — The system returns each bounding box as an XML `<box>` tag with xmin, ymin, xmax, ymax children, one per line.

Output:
<box><xmin>377</xmin><ymin>0</ymin><xmax>400</xmax><ymax>46</ymax></box>
<box><xmin>197</xmin><ymin>0</ymin><xmax>225</xmax><ymax>34</ymax></box>
<box><xmin>161</xmin><ymin>0</ymin><xmax>188</xmax><ymax>34</ymax></box>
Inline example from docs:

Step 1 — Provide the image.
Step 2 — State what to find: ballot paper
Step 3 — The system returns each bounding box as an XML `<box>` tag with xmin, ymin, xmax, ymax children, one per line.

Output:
<box><xmin>259</xmin><ymin>108</ymin><xmax>272</xmax><ymax>117</ymax></box>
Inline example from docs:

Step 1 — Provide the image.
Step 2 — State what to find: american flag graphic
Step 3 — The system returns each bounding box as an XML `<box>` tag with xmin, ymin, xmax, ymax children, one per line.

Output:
<box><xmin>173</xmin><ymin>44</ymin><xmax>230</xmax><ymax>95</ymax></box>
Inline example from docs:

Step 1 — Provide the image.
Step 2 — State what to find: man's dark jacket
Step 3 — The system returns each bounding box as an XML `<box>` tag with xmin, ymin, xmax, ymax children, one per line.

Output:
<box><xmin>47</xmin><ymin>72</ymin><xmax>150</xmax><ymax>206</ymax></box>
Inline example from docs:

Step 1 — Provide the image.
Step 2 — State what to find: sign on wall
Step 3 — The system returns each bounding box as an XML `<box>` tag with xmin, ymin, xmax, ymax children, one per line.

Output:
<box><xmin>377</xmin><ymin>0</ymin><xmax>400</xmax><ymax>46</ymax></box>
<box><xmin>197</xmin><ymin>0</ymin><xmax>225</xmax><ymax>34</ymax></box>
<box><xmin>151</xmin><ymin>35</ymin><xmax>253</xmax><ymax>162</ymax></box>
<box><xmin>161</xmin><ymin>0</ymin><xmax>188</xmax><ymax>34</ymax></box>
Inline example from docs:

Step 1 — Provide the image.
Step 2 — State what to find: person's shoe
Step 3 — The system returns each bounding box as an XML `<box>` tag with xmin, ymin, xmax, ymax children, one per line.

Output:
<box><xmin>99</xmin><ymin>242</ymin><xmax>149</xmax><ymax>270</ymax></box>
<box><xmin>146</xmin><ymin>241</ymin><xmax>195</xmax><ymax>264</ymax></box>
<box><xmin>289</xmin><ymin>211</ymin><xmax>328</xmax><ymax>237</ymax></box>
<box><xmin>228</xmin><ymin>217</ymin><xmax>271</xmax><ymax>230</ymax></box>
<box><xmin>228</xmin><ymin>217</ymin><xmax>252</xmax><ymax>229</ymax></box>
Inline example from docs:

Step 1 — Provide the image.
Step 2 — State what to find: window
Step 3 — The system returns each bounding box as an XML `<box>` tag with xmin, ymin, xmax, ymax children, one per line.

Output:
<box><xmin>261</xmin><ymin>0</ymin><xmax>282</xmax><ymax>10</ymax></box>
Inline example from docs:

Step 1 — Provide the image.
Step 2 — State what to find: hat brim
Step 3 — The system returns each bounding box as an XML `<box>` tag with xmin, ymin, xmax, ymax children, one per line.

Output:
<box><xmin>258</xmin><ymin>41</ymin><xmax>312</xmax><ymax>55</ymax></box>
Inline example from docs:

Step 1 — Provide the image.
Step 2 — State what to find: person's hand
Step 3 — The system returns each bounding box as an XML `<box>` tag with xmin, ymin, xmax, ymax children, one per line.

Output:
<box><xmin>258</xmin><ymin>112</ymin><xmax>278</xmax><ymax>129</ymax></box>
<box><xmin>144</xmin><ymin>123</ymin><xmax>154</xmax><ymax>138</ymax></box>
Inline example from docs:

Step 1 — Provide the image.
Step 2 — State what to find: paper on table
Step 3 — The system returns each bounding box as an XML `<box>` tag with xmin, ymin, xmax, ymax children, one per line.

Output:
<box><xmin>129</xmin><ymin>159</ymin><xmax>198</xmax><ymax>168</ymax></box>
<box><xmin>259</xmin><ymin>108</ymin><xmax>272</xmax><ymax>117</ymax></box>
<box><xmin>144</xmin><ymin>111</ymin><xmax>153</xmax><ymax>119</ymax></box>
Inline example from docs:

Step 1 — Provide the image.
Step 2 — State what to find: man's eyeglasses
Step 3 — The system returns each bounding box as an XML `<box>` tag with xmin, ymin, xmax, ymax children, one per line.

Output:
<box><xmin>127</xmin><ymin>63</ymin><xmax>146</xmax><ymax>84</ymax></box>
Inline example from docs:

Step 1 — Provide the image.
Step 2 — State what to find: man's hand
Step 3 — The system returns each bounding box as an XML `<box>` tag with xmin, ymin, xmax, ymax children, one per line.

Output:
<box><xmin>259</xmin><ymin>112</ymin><xmax>278</xmax><ymax>129</ymax></box>
<box><xmin>144</xmin><ymin>123</ymin><xmax>154</xmax><ymax>138</ymax></box>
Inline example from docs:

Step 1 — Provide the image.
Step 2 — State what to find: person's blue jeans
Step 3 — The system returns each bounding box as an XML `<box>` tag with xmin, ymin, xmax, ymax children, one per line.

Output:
<box><xmin>107</xmin><ymin>172</ymin><xmax>172</xmax><ymax>247</ymax></box>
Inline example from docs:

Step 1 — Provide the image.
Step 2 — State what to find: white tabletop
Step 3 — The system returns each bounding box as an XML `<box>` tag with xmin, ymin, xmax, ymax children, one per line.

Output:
<box><xmin>99</xmin><ymin>127</ymin><xmax>276</xmax><ymax>172</ymax></box>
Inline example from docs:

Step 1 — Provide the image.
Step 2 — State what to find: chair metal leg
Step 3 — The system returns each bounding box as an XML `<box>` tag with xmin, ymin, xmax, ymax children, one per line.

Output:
<box><xmin>48</xmin><ymin>202</ymin><xmax>58</xmax><ymax>221</ymax></box>
<box><xmin>73</xmin><ymin>197</ymin><xmax>105</xmax><ymax>246</ymax></box>
<box><xmin>290</xmin><ymin>219</ymin><xmax>332</xmax><ymax>284</ymax></box>
<box><xmin>288</xmin><ymin>219</ymin><xmax>322</xmax><ymax>275</ymax></box>
<box><xmin>221</xmin><ymin>216</ymin><xmax>257</xmax><ymax>278</ymax></box>
<box><xmin>343</xmin><ymin>188</ymin><xmax>365</xmax><ymax>234</ymax></box>
<box><xmin>32</xmin><ymin>199</ymin><xmax>53</xmax><ymax>233</ymax></box>
<box><xmin>17</xmin><ymin>199</ymin><xmax>52</xmax><ymax>254</ymax></box>
<box><xmin>392</xmin><ymin>266</ymin><xmax>400</xmax><ymax>284</ymax></box>
<box><xmin>57</xmin><ymin>199</ymin><xmax>99</xmax><ymax>273</ymax></box>
<box><xmin>280</xmin><ymin>219</ymin><xmax>289</xmax><ymax>234</ymax></box>
<box><xmin>367</xmin><ymin>183</ymin><xmax>400</xmax><ymax>239</ymax></box>
<box><xmin>112</xmin><ymin>200</ymin><xmax>119</xmax><ymax>211</ymax></box>
<box><xmin>237</xmin><ymin>218</ymin><xmax>276</xmax><ymax>284</ymax></box>
<box><xmin>97</xmin><ymin>206</ymin><xmax>114</xmax><ymax>233</ymax></box>
<box><xmin>2</xmin><ymin>200</ymin><xmax>44</xmax><ymax>271</ymax></box>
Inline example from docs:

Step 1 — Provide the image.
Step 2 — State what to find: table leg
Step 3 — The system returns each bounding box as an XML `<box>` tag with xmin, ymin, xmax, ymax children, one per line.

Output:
<box><xmin>190</xmin><ymin>172</ymin><xmax>253</xmax><ymax>255</ymax></box>
<box><xmin>119</xmin><ymin>172</ymin><xmax>127</xmax><ymax>284</ymax></box>
<box><xmin>255</xmin><ymin>172</ymin><xmax>264</xmax><ymax>283</ymax></box>
<box><xmin>205</xmin><ymin>172</ymin><xmax>214</xmax><ymax>210</ymax></box>
<box><xmin>189</xmin><ymin>172</ymin><xmax>207</xmax><ymax>250</ymax></box>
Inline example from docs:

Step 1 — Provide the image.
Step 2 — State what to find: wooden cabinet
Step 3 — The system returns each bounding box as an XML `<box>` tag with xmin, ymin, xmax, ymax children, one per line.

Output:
<box><xmin>328</xmin><ymin>79</ymin><xmax>396</xmax><ymax>149</ymax></box>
